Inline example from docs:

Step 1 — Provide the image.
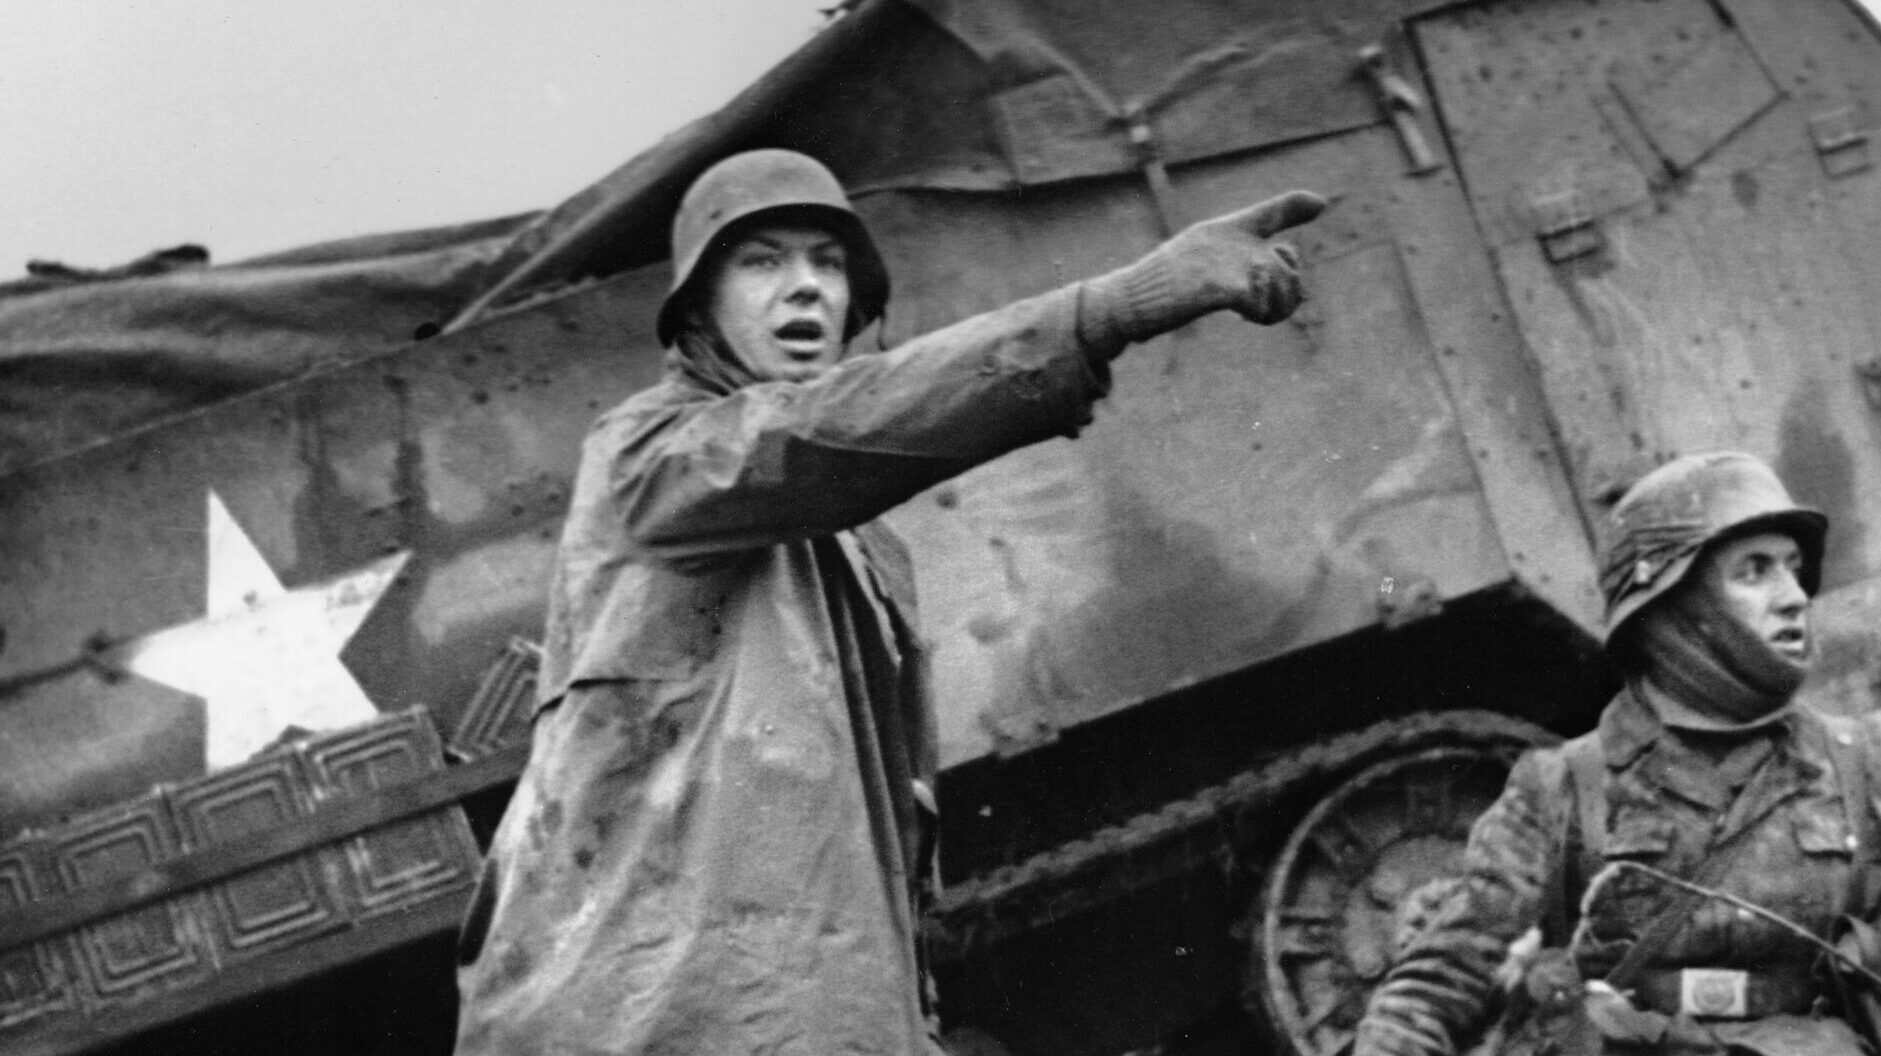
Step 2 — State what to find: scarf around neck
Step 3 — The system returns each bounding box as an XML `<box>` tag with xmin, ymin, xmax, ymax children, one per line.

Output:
<box><xmin>665</xmin><ymin>326</ymin><xmax>763</xmax><ymax>397</ymax></box>
<box><xmin>1627</xmin><ymin>576</ymin><xmax>1807</xmax><ymax>730</ymax></box>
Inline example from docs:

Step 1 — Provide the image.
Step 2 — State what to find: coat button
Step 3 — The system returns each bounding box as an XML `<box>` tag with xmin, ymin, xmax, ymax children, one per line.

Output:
<box><xmin>1848</xmin><ymin>834</ymin><xmax>1861</xmax><ymax>852</ymax></box>
<box><xmin>1838</xmin><ymin>732</ymin><xmax>1855</xmax><ymax>747</ymax></box>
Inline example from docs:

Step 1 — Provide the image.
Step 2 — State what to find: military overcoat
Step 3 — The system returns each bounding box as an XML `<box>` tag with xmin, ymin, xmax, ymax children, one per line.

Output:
<box><xmin>454</xmin><ymin>285</ymin><xmax>1112</xmax><ymax>1056</ymax></box>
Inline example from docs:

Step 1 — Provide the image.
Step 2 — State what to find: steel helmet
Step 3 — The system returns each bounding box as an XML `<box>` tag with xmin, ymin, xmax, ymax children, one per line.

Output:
<box><xmin>656</xmin><ymin>149</ymin><xmax>890</xmax><ymax>348</ymax></box>
<box><xmin>1598</xmin><ymin>450</ymin><xmax>1826</xmax><ymax>643</ymax></box>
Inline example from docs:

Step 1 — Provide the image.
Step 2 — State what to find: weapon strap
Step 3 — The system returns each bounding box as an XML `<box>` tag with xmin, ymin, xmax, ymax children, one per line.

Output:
<box><xmin>1551</xmin><ymin>717</ymin><xmax>1866</xmax><ymax>987</ymax></box>
<box><xmin>1600</xmin><ymin>707</ymin><xmax>1819</xmax><ymax>991</ymax></box>
<box><xmin>1603</xmin><ymin>808</ymin><xmax>1766</xmax><ymax>990</ymax></box>
<box><xmin>1567</xmin><ymin>734</ymin><xmax>1608</xmax><ymax>911</ymax></box>
<box><xmin>1542</xmin><ymin>734</ymin><xmax>1609</xmax><ymax>946</ymax></box>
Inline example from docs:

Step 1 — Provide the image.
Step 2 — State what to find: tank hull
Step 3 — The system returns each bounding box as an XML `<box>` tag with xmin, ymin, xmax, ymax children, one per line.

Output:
<box><xmin>6</xmin><ymin>0</ymin><xmax>1881</xmax><ymax>1052</ymax></box>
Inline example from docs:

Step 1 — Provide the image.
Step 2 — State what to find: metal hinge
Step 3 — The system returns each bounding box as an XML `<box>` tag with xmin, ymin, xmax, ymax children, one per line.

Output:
<box><xmin>1532</xmin><ymin>188</ymin><xmax>1605</xmax><ymax>263</ymax></box>
<box><xmin>1124</xmin><ymin>100</ymin><xmax>1185</xmax><ymax>238</ymax></box>
<box><xmin>1810</xmin><ymin>106</ymin><xmax>1872</xmax><ymax>179</ymax></box>
<box><xmin>1359</xmin><ymin>44</ymin><xmax>1444</xmax><ymax>177</ymax></box>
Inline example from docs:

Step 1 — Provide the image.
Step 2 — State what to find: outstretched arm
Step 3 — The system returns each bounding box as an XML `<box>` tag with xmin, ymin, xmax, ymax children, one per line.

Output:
<box><xmin>609</xmin><ymin>190</ymin><xmax>1328</xmax><ymax>564</ymax></box>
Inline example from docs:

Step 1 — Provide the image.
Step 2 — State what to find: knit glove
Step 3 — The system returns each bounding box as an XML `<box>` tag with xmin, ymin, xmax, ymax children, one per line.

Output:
<box><xmin>1078</xmin><ymin>189</ymin><xmax>1326</xmax><ymax>355</ymax></box>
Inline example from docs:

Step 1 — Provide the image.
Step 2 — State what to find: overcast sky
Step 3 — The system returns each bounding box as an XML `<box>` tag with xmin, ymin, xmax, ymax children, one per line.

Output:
<box><xmin>6</xmin><ymin>1</ymin><xmax>1880</xmax><ymax>271</ymax></box>
<box><xmin>0</xmin><ymin>1</ymin><xmax>829</xmax><ymax>269</ymax></box>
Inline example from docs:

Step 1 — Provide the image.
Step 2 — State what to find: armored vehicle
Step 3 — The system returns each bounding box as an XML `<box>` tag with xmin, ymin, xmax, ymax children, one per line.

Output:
<box><xmin>5</xmin><ymin>0</ymin><xmax>1881</xmax><ymax>1053</ymax></box>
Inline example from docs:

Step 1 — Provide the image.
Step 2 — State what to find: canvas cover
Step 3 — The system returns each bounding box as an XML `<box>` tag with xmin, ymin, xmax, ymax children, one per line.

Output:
<box><xmin>0</xmin><ymin>0</ymin><xmax>1408</xmax><ymax>475</ymax></box>
<box><xmin>450</xmin><ymin>0</ymin><xmax>1397</xmax><ymax>327</ymax></box>
<box><xmin>0</xmin><ymin>214</ymin><xmax>531</xmax><ymax>475</ymax></box>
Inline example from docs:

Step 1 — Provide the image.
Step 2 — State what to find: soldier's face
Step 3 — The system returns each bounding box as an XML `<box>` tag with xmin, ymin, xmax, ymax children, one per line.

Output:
<box><xmin>1699</xmin><ymin>532</ymin><xmax>1811</xmax><ymax>666</ymax></box>
<box><xmin>706</xmin><ymin>224</ymin><xmax>851</xmax><ymax>383</ymax></box>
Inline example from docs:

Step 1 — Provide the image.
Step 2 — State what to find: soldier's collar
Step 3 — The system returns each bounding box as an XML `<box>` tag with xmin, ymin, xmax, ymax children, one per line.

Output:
<box><xmin>1636</xmin><ymin>676</ymin><xmax>1798</xmax><ymax>735</ymax></box>
<box><xmin>1599</xmin><ymin>683</ymin><xmax>1801</xmax><ymax>771</ymax></box>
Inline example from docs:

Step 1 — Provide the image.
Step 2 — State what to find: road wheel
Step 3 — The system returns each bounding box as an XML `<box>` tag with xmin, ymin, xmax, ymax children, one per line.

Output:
<box><xmin>1248</xmin><ymin>744</ymin><xmax>1516</xmax><ymax>1056</ymax></box>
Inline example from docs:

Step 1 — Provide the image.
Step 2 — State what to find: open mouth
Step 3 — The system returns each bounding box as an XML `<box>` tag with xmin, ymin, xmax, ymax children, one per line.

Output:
<box><xmin>774</xmin><ymin>320</ymin><xmax>826</xmax><ymax>352</ymax></box>
<box><xmin>1771</xmin><ymin>626</ymin><xmax>1808</xmax><ymax>658</ymax></box>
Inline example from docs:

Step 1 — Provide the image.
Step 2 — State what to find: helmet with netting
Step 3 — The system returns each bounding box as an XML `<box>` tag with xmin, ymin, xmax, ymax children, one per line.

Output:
<box><xmin>1599</xmin><ymin>450</ymin><xmax>1826</xmax><ymax>644</ymax></box>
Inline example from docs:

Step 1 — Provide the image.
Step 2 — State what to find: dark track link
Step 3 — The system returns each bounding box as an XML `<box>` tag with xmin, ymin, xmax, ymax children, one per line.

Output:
<box><xmin>923</xmin><ymin>710</ymin><xmax>1556</xmax><ymax>960</ymax></box>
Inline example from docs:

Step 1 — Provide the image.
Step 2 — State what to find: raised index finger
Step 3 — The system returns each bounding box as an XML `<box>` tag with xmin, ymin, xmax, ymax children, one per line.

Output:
<box><xmin>1235</xmin><ymin>190</ymin><xmax>1329</xmax><ymax>239</ymax></box>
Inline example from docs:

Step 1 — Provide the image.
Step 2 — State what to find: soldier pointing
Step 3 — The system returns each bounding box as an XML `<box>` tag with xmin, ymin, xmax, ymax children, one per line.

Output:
<box><xmin>452</xmin><ymin>149</ymin><xmax>1325</xmax><ymax>1055</ymax></box>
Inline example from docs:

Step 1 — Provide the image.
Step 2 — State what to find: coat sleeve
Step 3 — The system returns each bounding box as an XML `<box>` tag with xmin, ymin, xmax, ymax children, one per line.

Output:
<box><xmin>604</xmin><ymin>284</ymin><xmax>1111</xmax><ymax>564</ymax></box>
<box><xmin>1353</xmin><ymin>749</ymin><xmax>1566</xmax><ymax>1056</ymax></box>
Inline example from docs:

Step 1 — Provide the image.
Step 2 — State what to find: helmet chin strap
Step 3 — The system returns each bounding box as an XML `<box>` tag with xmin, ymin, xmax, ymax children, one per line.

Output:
<box><xmin>1629</xmin><ymin>581</ymin><xmax>1806</xmax><ymax>727</ymax></box>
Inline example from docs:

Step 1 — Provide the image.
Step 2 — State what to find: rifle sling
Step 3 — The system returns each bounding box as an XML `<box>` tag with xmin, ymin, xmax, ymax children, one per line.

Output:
<box><xmin>1587</xmin><ymin>716</ymin><xmax>1874</xmax><ymax>996</ymax></box>
<box><xmin>1603</xmin><ymin>816</ymin><xmax>1765</xmax><ymax>991</ymax></box>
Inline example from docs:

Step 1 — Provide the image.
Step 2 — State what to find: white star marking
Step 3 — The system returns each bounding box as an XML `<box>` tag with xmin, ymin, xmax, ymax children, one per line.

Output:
<box><xmin>117</xmin><ymin>491</ymin><xmax>410</xmax><ymax>771</ymax></box>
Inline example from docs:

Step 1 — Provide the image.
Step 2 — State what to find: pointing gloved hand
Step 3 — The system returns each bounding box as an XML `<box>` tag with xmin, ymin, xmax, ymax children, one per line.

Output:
<box><xmin>1077</xmin><ymin>189</ymin><xmax>1327</xmax><ymax>354</ymax></box>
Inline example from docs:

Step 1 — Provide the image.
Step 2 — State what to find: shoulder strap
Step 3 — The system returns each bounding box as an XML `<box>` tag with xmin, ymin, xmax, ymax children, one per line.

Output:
<box><xmin>1824</xmin><ymin>713</ymin><xmax>1879</xmax><ymax>919</ymax></box>
<box><xmin>1567</xmin><ymin>734</ymin><xmax>1609</xmax><ymax>880</ymax></box>
<box><xmin>1823</xmin><ymin>714</ymin><xmax>1875</xmax><ymax>854</ymax></box>
<box><xmin>1543</xmin><ymin>735</ymin><xmax>1609</xmax><ymax>946</ymax></box>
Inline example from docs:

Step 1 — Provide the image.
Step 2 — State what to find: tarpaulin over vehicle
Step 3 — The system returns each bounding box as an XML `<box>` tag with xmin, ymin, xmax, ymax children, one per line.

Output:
<box><xmin>448</xmin><ymin>0</ymin><xmax>1401</xmax><ymax>327</ymax></box>
<box><xmin>0</xmin><ymin>0</ymin><xmax>1424</xmax><ymax>475</ymax></box>
<box><xmin>0</xmin><ymin>214</ymin><xmax>531</xmax><ymax>475</ymax></box>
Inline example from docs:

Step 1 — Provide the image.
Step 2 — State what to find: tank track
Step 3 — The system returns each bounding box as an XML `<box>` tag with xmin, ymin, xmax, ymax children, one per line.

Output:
<box><xmin>923</xmin><ymin>709</ymin><xmax>1556</xmax><ymax>961</ymax></box>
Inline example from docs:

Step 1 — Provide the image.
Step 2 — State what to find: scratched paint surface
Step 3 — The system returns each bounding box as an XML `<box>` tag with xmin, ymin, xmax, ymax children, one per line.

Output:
<box><xmin>1418</xmin><ymin>0</ymin><xmax>1881</xmax><ymax>711</ymax></box>
<box><xmin>867</xmin><ymin>131</ymin><xmax>1515</xmax><ymax>765</ymax></box>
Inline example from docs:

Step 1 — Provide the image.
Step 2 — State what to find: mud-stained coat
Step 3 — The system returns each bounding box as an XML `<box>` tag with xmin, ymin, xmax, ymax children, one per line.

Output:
<box><xmin>1357</xmin><ymin>690</ymin><xmax>1881</xmax><ymax>1056</ymax></box>
<box><xmin>453</xmin><ymin>284</ymin><xmax>1113</xmax><ymax>1056</ymax></box>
